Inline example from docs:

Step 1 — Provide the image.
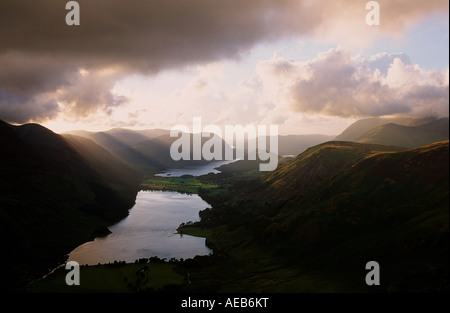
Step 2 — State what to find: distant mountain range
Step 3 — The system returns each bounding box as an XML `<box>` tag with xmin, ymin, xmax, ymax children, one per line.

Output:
<box><xmin>64</xmin><ymin>117</ymin><xmax>449</xmax><ymax>163</ymax></box>
<box><xmin>66</xmin><ymin>128</ymin><xmax>336</xmax><ymax>170</ymax></box>
<box><xmin>356</xmin><ymin>118</ymin><xmax>449</xmax><ymax>148</ymax></box>
<box><xmin>65</xmin><ymin>128</ymin><xmax>233</xmax><ymax>173</ymax></box>
<box><xmin>335</xmin><ymin>117</ymin><xmax>449</xmax><ymax>148</ymax></box>
<box><xmin>335</xmin><ymin>117</ymin><xmax>436</xmax><ymax>141</ymax></box>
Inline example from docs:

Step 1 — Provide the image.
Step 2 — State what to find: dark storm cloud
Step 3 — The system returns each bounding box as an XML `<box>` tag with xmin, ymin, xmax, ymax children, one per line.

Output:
<box><xmin>0</xmin><ymin>0</ymin><xmax>316</xmax><ymax>122</ymax></box>
<box><xmin>0</xmin><ymin>0</ymin><xmax>317</xmax><ymax>71</ymax></box>
<box><xmin>0</xmin><ymin>89</ymin><xmax>60</xmax><ymax>123</ymax></box>
<box><xmin>0</xmin><ymin>52</ymin><xmax>75</xmax><ymax>94</ymax></box>
<box><xmin>0</xmin><ymin>0</ymin><xmax>448</xmax><ymax>123</ymax></box>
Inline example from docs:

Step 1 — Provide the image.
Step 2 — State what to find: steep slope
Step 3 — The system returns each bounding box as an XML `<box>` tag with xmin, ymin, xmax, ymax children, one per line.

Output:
<box><xmin>0</xmin><ymin>120</ymin><xmax>139</xmax><ymax>289</ymax></box>
<box><xmin>258</xmin><ymin>141</ymin><xmax>449</xmax><ymax>291</ymax></box>
<box><xmin>198</xmin><ymin>141</ymin><xmax>410</xmax><ymax>229</ymax></box>
<box><xmin>120</xmin><ymin>133</ymin><xmax>235</xmax><ymax>171</ymax></box>
<box><xmin>67</xmin><ymin>129</ymin><xmax>232</xmax><ymax>175</ymax></box>
<box><xmin>199</xmin><ymin>141</ymin><xmax>408</xmax><ymax>228</ymax></box>
<box><xmin>62</xmin><ymin>134</ymin><xmax>140</xmax><ymax>209</ymax></box>
<box><xmin>196</xmin><ymin>141</ymin><xmax>449</xmax><ymax>292</ymax></box>
<box><xmin>64</xmin><ymin>129</ymin><xmax>170</xmax><ymax>175</ymax></box>
<box><xmin>261</xmin><ymin>141</ymin><xmax>407</xmax><ymax>197</ymax></box>
<box><xmin>65</xmin><ymin>128</ymin><xmax>169</xmax><ymax>151</ymax></box>
<box><xmin>357</xmin><ymin>118</ymin><xmax>449</xmax><ymax>148</ymax></box>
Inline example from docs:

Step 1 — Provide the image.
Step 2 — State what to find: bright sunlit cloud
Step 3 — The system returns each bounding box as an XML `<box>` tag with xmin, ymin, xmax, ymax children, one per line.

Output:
<box><xmin>0</xmin><ymin>0</ymin><xmax>448</xmax><ymax>135</ymax></box>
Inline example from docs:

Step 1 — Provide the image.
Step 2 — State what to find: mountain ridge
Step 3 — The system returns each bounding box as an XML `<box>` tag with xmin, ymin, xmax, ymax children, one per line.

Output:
<box><xmin>0</xmin><ymin>120</ymin><xmax>140</xmax><ymax>289</ymax></box>
<box><xmin>356</xmin><ymin>118</ymin><xmax>449</xmax><ymax>148</ymax></box>
<box><xmin>335</xmin><ymin>117</ymin><xmax>437</xmax><ymax>141</ymax></box>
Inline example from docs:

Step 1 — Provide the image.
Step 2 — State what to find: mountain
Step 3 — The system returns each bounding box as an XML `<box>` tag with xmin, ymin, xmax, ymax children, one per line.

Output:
<box><xmin>69</xmin><ymin>129</ymin><xmax>236</xmax><ymax>174</ymax></box>
<box><xmin>263</xmin><ymin>141</ymin><xmax>449</xmax><ymax>292</ymax></box>
<box><xmin>335</xmin><ymin>117</ymin><xmax>436</xmax><ymax>141</ymax></box>
<box><xmin>356</xmin><ymin>118</ymin><xmax>449</xmax><ymax>148</ymax></box>
<box><xmin>65</xmin><ymin>128</ymin><xmax>170</xmax><ymax>152</ymax></box>
<box><xmin>195</xmin><ymin>140</ymin><xmax>449</xmax><ymax>292</ymax></box>
<box><xmin>0</xmin><ymin>120</ymin><xmax>140</xmax><ymax>289</ymax></box>
<box><xmin>67</xmin><ymin>128</ymin><xmax>337</xmax><ymax>175</ymax></box>
<box><xmin>114</xmin><ymin>134</ymin><xmax>182</xmax><ymax>172</ymax></box>
<box><xmin>208</xmin><ymin>141</ymin><xmax>408</xmax><ymax>209</ymax></box>
<box><xmin>62</xmin><ymin>134</ymin><xmax>140</xmax><ymax>202</ymax></box>
<box><xmin>261</xmin><ymin>141</ymin><xmax>407</xmax><ymax>197</ymax></box>
<box><xmin>65</xmin><ymin>129</ymin><xmax>177</xmax><ymax>174</ymax></box>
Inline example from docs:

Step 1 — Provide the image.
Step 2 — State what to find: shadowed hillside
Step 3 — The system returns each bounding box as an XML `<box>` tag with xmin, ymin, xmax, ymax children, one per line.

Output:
<box><xmin>0</xmin><ymin>120</ymin><xmax>140</xmax><ymax>289</ymax></box>
<box><xmin>67</xmin><ymin>129</ymin><xmax>235</xmax><ymax>175</ymax></box>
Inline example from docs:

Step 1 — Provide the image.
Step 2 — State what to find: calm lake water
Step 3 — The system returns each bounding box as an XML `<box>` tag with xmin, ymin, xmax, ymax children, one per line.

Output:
<box><xmin>68</xmin><ymin>191</ymin><xmax>212</xmax><ymax>265</ymax></box>
<box><xmin>156</xmin><ymin>160</ymin><xmax>236</xmax><ymax>177</ymax></box>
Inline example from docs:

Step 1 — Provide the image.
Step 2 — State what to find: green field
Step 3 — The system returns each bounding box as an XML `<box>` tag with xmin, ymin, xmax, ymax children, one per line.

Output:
<box><xmin>140</xmin><ymin>176</ymin><xmax>219</xmax><ymax>194</ymax></box>
<box><xmin>28</xmin><ymin>262</ymin><xmax>185</xmax><ymax>293</ymax></box>
<box><xmin>177</xmin><ymin>226</ymin><xmax>214</xmax><ymax>239</ymax></box>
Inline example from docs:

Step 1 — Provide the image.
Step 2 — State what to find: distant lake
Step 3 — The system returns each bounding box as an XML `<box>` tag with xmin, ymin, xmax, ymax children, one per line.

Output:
<box><xmin>68</xmin><ymin>191</ymin><xmax>212</xmax><ymax>265</ymax></box>
<box><xmin>156</xmin><ymin>160</ymin><xmax>236</xmax><ymax>177</ymax></box>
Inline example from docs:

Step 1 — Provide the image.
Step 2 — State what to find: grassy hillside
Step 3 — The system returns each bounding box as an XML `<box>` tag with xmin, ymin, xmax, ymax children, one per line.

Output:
<box><xmin>184</xmin><ymin>141</ymin><xmax>449</xmax><ymax>292</ymax></box>
<box><xmin>261</xmin><ymin>141</ymin><xmax>407</xmax><ymax>197</ymax></box>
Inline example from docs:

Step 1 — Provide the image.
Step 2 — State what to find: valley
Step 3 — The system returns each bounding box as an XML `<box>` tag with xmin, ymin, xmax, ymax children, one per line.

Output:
<box><xmin>1</xmin><ymin>117</ymin><xmax>448</xmax><ymax>293</ymax></box>
<box><xmin>27</xmin><ymin>140</ymin><xmax>449</xmax><ymax>293</ymax></box>
<box><xmin>1</xmin><ymin>0</ymin><xmax>449</xmax><ymax>300</ymax></box>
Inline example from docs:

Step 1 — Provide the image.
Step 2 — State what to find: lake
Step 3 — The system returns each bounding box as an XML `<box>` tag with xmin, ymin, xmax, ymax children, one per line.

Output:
<box><xmin>67</xmin><ymin>162</ymin><xmax>233</xmax><ymax>265</ymax></box>
<box><xmin>68</xmin><ymin>190</ymin><xmax>212</xmax><ymax>265</ymax></box>
<box><xmin>155</xmin><ymin>160</ymin><xmax>236</xmax><ymax>177</ymax></box>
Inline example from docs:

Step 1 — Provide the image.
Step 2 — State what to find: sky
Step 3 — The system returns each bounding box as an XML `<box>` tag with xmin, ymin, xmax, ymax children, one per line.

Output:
<box><xmin>0</xmin><ymin>0</ymin><xmax>448</xmax><ymax>136</ymax></box>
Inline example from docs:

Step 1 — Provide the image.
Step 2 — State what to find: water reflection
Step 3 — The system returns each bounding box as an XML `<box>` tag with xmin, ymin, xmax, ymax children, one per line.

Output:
<box><xmin>156</xmin><ymin>160</ymin><xmax>236</xmax><ymax>177</ymax></box>
<box><xmin>68</xmin><ymin>191</ymin><xmax>212</xmax><ymax>265</ymax></box>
